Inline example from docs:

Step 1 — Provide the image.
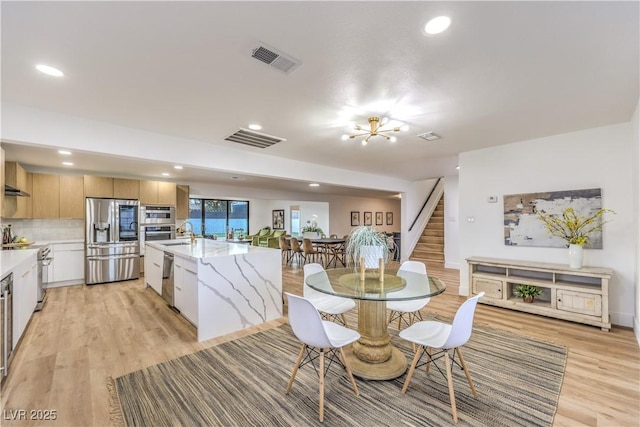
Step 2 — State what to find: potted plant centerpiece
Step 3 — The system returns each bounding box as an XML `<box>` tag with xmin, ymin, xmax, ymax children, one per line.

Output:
<box><xmin>536</xmin><ymin>207</ymin><xmax>615</xmax><ymax>268</ymax></box>
<box><xmin>513</xmin><ymin>284</ymin><xmax>543</xmax><ymax>303</ymax></box>
<box><xmin>345</xmin><ymin>226</ymin><xmax>393</xmax><ymax>270</ymax></box>
<box><xmin>301</xmin><ymin>215</ymin><xmax>324</xmax><ymax>238</ymax></box>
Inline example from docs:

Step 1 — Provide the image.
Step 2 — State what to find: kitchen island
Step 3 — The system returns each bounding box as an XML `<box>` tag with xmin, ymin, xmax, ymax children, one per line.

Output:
<box><xmin>145</xmin><ymin>238</ymin><xmax>282</xmax><ymax>342</ymax></box>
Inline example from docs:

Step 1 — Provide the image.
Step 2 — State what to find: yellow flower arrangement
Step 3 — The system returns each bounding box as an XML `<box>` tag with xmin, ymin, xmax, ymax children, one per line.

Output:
<box><xmin>536</xmin><ymin>207</ymin><xmax>615</xmax><ymax>246</ymax></box>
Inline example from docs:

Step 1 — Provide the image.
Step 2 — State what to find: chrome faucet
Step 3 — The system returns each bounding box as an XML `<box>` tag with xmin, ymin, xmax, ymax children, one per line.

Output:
<box><xmin>178</xmin><ymin>220</ymin><xmax>196</xmax><ymax>244</ymax></box>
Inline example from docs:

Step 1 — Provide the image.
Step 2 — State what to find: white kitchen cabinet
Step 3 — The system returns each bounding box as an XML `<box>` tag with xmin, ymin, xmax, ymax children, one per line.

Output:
<box><xmin>144</xmin><ymin>245</ymin><xmax>163</xmax><ymax>295</ymax></box>
<box><xmin>51</xmin><ymin>242</ymin><xmax>84</xmax><ymax>284</ymax></box>
<box><xmin>13</xmin><ymin>253</ymin><xmax>38</xmax><ymax>348</ymax></box>
<box><xmin>174</xmin><ymin>255</ymin><xmax>198</xmax><ymax>326</ymax></box>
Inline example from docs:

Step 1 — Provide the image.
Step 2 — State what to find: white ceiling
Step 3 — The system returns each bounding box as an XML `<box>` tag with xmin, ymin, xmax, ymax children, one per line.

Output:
<box><xmin>1</xmin><ymin>1</ymin><xmax>638</xmax><ymax>196</ymax></box>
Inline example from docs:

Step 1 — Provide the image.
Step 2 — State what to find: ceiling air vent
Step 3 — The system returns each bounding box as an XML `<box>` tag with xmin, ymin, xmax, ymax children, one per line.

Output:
<box><xmin>251</xmin><ymin>42</ymin><xmax>301</xmax><ymax>74</ymax></box>
<box><xmin>224</xmin><ymin>128</ymin><xmax>286</xmax><ymax>149</ymax></box>
<box><xmin>418</xmin><ymin>131</ymin><xmax>441</xmax><ymax>141</ymax></box>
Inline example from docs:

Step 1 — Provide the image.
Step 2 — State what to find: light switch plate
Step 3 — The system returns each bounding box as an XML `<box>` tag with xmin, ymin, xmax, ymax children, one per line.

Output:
<box><xmin>488</xmin><ymin>196</ymin><xmax>498</xmax><ymax>203</ymax></box>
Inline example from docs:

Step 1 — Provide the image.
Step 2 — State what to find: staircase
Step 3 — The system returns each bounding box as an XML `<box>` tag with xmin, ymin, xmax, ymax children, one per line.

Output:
<box><xmin>410</xmin><ymin>194</ymin><xmax>444</xmax><ymax>264</ymax></box>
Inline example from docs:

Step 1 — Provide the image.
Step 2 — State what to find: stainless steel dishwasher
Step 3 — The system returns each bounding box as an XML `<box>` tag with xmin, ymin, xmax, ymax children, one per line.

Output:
<box><xmin>161</xmin><ymin>252</ymin><xmax>174</xmax><ymax>306</ymax></box>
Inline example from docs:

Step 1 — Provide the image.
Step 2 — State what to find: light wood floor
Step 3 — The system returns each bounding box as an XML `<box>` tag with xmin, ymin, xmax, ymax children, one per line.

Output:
<box><xmin>1</xmin><ymin>261</ymin><xmax>638</xmax><ymax>426</ymax></box>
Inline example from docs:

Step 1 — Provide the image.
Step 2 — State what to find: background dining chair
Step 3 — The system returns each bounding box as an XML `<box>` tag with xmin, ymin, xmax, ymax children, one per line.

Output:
<box><xmin>303</xmin><ymin>263</ymin><xmax>356</xmax><ymax>326</ymax></box>
<box><xmin>289</xmin><ymin>237</ymin><xmax>306</xmax><ymax>265</ymax></box>
<box><xmin>279</xmin><ymin>235</ymin><xmax>292</xmax><ymax>265</ymax></box>
<box><xmin>400</xmin><ymin>292</ymin><xmax>485</xmax><ymax>424</ymax></box>
<box><xmin>302</xmin><ymin>238</ymin><xmax>322</xmax><ymax>264</ymax></box>
<box><xmin>387</xmin><ymin>261</ymin><xmax>431</xmax><ymax>330</ymax></box>
<box><xmin>284</xmin><ymin>292</ymin><xmax>360</xmax><ymax>422</ymax></box>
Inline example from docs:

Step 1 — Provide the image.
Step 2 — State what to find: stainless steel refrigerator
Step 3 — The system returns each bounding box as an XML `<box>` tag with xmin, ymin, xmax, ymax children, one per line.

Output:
<box><xmin>85</xmin><ymin>198</ymin><xmax>140</xmax><ymax>285</ymax></box>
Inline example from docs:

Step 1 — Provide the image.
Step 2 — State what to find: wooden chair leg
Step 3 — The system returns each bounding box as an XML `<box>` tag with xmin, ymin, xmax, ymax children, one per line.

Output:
<box><xmin>425</xmin><ymin>347</ymin><xmax>432</xmax><ymax>374</ymax></box>
<box><xmin>401</xmin><ymin>345</ymin><xmax>423</xmax><ymax>394</ymax></box>
<box><xmin>456</xmin><ymin>347</ymin><xmax>477</xmax><ymax>396</ymax></box>
<box><xmin>340</xmin><ymin>314</ymin><xmax>348</xmax><ymax>327</ymax></box>
<box><xmin>339</xmin><ymin>347</ymin><xmax>359</xmax><ymax>395</ymax></box>
<box><xmin>286</xmin><ymin>344</ymin><xmax>306</xmax><ymax>393</ymax></box>
<box><xmin>444</xmin><ymin>350</ymin><xmax>458</xmax><ymax>423</ymax></box>
<box><xmin>319</xmin><ymin>349</ymin><xmax>325</xmax><ymax>422</ymax></box>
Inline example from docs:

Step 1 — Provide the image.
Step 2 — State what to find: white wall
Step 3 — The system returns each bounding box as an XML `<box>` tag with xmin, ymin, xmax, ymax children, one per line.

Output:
<box><xmin>444</xmin><ymin>175</ymin><xmax>460</xmax><ymax>269</ymax></box>
<box><xmin>632</xmin><ymin>99</ymin><xmax>640</xmax><ymax>341</ymax></box>
<box><xmin>459</xmin><ymin>121</ymin><xmax>635</xmax><ymax>327</ymax></box>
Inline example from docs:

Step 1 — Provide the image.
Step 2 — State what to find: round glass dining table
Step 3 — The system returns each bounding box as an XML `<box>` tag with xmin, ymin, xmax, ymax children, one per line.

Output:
<box><xmin>305</xmin><ymin>267</ymin><xmax>446</xmax><ymax>380</ymax></box>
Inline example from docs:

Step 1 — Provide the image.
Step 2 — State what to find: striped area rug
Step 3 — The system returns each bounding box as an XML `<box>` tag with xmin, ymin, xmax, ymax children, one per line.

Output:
<box><xmin>109</xmin><ymin>320</ymin><xmax>567</xmax><ymax>426</ymax></box>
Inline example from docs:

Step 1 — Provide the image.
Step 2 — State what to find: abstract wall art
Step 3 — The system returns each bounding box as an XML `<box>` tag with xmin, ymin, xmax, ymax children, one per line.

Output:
<box><xmin>504</xmin><ymin>188</ymin><xmax>603</xmax><ymax>248</ymax></box>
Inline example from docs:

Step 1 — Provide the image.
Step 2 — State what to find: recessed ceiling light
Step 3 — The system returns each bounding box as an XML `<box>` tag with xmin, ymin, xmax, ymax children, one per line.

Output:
<box><xmin>309</xmin><ymin>183</ymin><xmax>320</xmax><ymax>187</ymax></box>
<box><xmin>248</xmin><ymin>124</ymin><xmax>262</xmax><ymax>130</ymax></box>
<box><xmin>456</xmin><ymin>165</ymin><xmax>460</xmax><ymax>170</ymax></box>
<box><xmin>58</xmin><ymin>150</ymin><xmax>72</xmax><ymax>155</ymax></box>
<box><xmin>231</xmin><ymin>176</ymin><xmax>246</xmax><ymax>180</ymax></box>
<box><xmin>62</xmin><ymin>161</ymin><xmax>73</xmax><ymax>166</ymax></box>
<box><xmin>424</xmin><ymin>16</ymin><xmax>451</xmax><ymax>35</ymax></box>
<box><xmin>174</xmin><ymin>165</ymin><xmax>183</xmax><ymax>170</ymax></box>
<box><xmin>162</xmin><ymin>172</ymin><xmax>170</xmax><ymax>177</ymax></box>
<box><xmin>36</xmin><ymin>64</ymin><xmax>64</xmax><ymax>77</ymax></box>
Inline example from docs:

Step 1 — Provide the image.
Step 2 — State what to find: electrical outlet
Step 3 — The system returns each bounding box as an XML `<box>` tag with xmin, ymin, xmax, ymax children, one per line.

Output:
<box><xmin>488</xmin><ymin>196</ymin><xmax>498</xmax><ymax>203</ymax></box>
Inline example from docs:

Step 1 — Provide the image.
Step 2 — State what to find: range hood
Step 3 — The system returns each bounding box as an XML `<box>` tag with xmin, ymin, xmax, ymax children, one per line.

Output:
<box><xmin>4</xmin><ymin>184</ymin><xmax>31</xmax><ymax>197</ymax></box>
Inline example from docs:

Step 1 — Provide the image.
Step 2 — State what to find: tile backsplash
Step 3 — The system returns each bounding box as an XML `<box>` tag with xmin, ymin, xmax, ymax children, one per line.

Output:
<box><xmin>1</xmin><ymin>219</ymin><xmax>84</xmax><ymax>241</ymax></box>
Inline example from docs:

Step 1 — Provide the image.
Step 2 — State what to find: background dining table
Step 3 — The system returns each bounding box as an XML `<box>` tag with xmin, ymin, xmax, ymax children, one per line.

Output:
<box><xmin>308</xmin><ymin>237</ymin><xmax>346</xmax><ymax>268</ymax></box>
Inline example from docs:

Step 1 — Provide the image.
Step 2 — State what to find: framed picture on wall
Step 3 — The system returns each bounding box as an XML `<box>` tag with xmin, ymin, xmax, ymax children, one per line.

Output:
<box><xmin>386</xmin><ymin>212</ymin><xmax>393</xmax><ymax>225</ymax></box>
<box><xmin>272</xmin><ymin>209</ymin><xmax>285</xmax><ymax>229</ymax></box>
<box><xmin>350</xmin><ymin>211</ymin><xmax>360</xmax><ymax>226</ymax></box>
<box><xmin>364</xmin><ymin>211</ymin><xmax>372</xmax><ymax>226</ymax></box>
<box><xmin>375</xmin><ymin>212</ymin><xmax>383</xmax><ymax>226</ymax></box>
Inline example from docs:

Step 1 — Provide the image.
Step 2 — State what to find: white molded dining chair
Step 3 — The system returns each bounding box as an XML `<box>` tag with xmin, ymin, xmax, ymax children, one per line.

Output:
<box><xmin>387</xmin><ymin>261</ymin><xmax>431</xmax><ymax>330</ymax></box>
<box><xmin>303</xmin><ymin>263</ymin><xmax>356</xmax><ymax>327</ymax></box>
<box><xmin>400</xmin><ymin>292</ymin><xmax>485</xmax><ymax>424</ymax></box>
<box><xmin>284</xmin><ymin>292</ymin><xmax>360</xmax><ymax>422</ymax></box>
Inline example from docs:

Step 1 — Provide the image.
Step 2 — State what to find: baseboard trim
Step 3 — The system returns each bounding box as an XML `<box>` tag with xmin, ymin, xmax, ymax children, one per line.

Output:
<box><xmin>444</xmin><ymin>261</ymin><xmax>460</xmax><ymax>269</ymax></box>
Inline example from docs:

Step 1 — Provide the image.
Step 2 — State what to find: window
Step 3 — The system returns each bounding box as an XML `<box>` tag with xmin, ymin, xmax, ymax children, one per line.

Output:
<box><xmin>189</xmin><ymin>199</ymin><xmax>249</xmax><ymax>238</ymax></box>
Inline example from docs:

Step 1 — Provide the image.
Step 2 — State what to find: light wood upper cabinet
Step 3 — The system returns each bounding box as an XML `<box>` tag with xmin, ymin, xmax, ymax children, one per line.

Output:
<box><xmin>158</xmin><ymin>181</ymin><xmax>177</xmax><ymax>205</ymax></box>
<box><xmin>59</xmin><ymin>175</ymin><xmax>84</xmax><ymax>219</ymax></box>
<box><xmin>32</xmin><ymin>173</ymin><xmax>60</xmax><ymax>219</ymax></box>
<box><xmin>176</xmin><ymin>185</ymin><xmax>189</xmax><ymax>219</ymax></box>
<box><xmin>140</xmin><ymin>180</ymin><xmax>176</xmax><ymax>205</ymax></box>
<box><xmin>84</xmin><ymin>175</ymin><xmax>114</xmax><ymax>198</ymax></box>
<box><xmin>114</xmin><ymin>178</ymin><xmax>139</xmax><ymax>200</ymax></box>
<box><xmin>139</xmin><ymin>180</ymin><xmax>158</xmax><ymax>204</ymax></box>
<box><xmin>3</xmin><ymin>161</ymin><xmax>32</xmax><ymax>219</ymax></box>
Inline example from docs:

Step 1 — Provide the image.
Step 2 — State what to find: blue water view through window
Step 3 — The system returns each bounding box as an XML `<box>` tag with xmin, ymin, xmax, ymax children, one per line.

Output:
<box><xmin>189</xmin><ymin>199</ymin><xmax>249</xmax><ymax>238</ymax></box>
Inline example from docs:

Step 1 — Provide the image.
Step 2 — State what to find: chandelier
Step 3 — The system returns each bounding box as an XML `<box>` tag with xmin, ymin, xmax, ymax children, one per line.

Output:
<box><xmin>341</xmin><ymin>116</ymin><xmax>407</xmax><ymax>146</ymax></box>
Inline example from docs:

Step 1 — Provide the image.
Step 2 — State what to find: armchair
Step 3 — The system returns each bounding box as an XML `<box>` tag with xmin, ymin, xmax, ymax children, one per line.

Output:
<box><xmin>246</xmin><ymin>227</ymin><xmax>271</xmax><ymax>246</ymax></box>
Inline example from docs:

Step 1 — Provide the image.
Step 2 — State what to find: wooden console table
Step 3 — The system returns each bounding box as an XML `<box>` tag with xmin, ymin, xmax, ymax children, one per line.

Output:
<box><xmin>467</xmin><ymin>256</ymin><xmax>612</xmax><ymax>331</ymax></box>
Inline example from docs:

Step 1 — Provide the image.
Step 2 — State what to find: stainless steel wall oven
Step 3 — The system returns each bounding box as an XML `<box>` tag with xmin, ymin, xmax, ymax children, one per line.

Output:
<box><xmin>140</xmin><ymin>205</ymin><xmax>175</xmax><ymax>224</ymax></box>
<box><xmin>139</xmin><ymin>225</ymin><xmax>176</xmax><ymax>256</ymax></box>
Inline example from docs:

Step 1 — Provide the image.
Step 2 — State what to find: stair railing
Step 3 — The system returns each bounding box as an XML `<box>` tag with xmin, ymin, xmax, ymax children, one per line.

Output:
<box><xmin>405</xmin><ymin>178</ymin><xmax>445</xmax><ymax>262</ymax></box>
<box><xmin>409</xmin><ymin>177</ymin><xmax>442</xmax><ymax>232</ymax></box>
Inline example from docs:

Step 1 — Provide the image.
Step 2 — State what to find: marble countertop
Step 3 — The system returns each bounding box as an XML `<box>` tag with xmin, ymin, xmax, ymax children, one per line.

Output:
<box><xmin>1</xmin><ymin>248</ymin><xmax>39</xmax><ymax>278</ymax></box>
<box><xmin>147</xmin><ymin>238</ymin><xmax>276</xmax><ymax>260</ymax></box>
<box><xmin>33</xmin><ymin>239</ymin><xmax>84</xmax><ymax>246</ymax></box>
